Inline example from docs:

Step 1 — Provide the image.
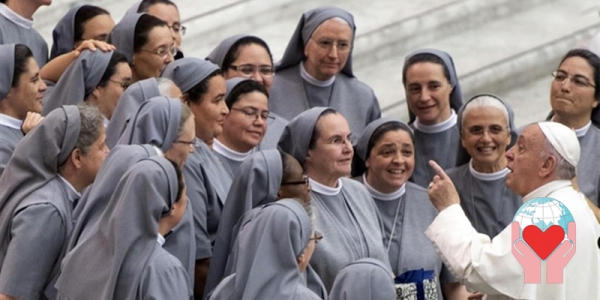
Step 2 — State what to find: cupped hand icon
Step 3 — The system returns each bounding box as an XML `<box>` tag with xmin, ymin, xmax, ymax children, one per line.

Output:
<box><xmin>546</xmin><ymin>222</ymin><xmax>576</xmax><ymax>284</ymax></box>
<box><xmin>511</xmin><ymin>222</ymin><xmax>541</xmax><ymax>284</ymax></box>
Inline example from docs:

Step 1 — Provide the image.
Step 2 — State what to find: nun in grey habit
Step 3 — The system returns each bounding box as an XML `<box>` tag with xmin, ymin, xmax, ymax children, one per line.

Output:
<box><xmin>105</xmin><ymin>77</ymin><xmax>161</xmax><ymax>148</ymax></box>
<box><xmin>55</xmin><ymin>157</ymin><xmax>190</xmax><ymax>300</ymax></box>
<box><xmin>278</xmin><ymin>107</ymin><xmax>391</xmax><ymax>291</ymax></box>
<box><xmin>209</xmin><ymin>199</ymin><xmax>321</xmax><ymax>300</ymax></box>
<box><xmin>206</xmin><ymin>34</ymin><xmax>289</xmax><ymax>150</ymax></box>
<box><xmin>355</xmin><ymin>117</ymin><xmax>455</xmax><ymax>300</ymax></box>
<box><xmin>405</xmin><ymin>49</ymin><xmax>463</xmax><ymax>188</ymax></box>
<box><xmin>0</xmin><ymin>3</ymin><xmax>48</xmax><ymax>67</ymax></box>
<box><xmin>268</xmin><ymin>7</ymin><xmax>381</xmax><ymax>139</ymax></box>
<box><xmin>329</xmin><ymin>258</ymin><xmax>396</xmax><ymax>300</ymax></box>
<box><xmin>49</xmin><ymin>4</ymin><xmax>82</xmax><ymax>60</ymax></box>
<box><xmin>446</xmin><ymin>94</ymin><xmax>522</xmax><ymax>238</ymax></box>
<box><xmin>161</xmin><ymin>57</ymin><xmax>233</xmax><ymax>260</ymax></box>
<box><xmin>107</xmin><ymin>13</ymin><xmax>142</xmax><ymax>65</ymax></box>
<box><xmin>114</xmin><ymin>96</ymin><xmax>196</xmax><ymax>289</ymax></box>
<box><xmin>0</xmin><ymin>44</ymin><xmax>23</xmax><ymax>176</ymax></box>
<box><xmin>0</xmin><ymin>106</ymin><xmax>81</xmax><ymax>300</ymax></box>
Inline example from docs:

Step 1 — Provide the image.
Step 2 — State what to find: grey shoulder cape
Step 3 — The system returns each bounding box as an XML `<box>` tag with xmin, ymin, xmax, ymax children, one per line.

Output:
<box><xmin>329</xmin><ymin>258</ymin><xmax>396</xmax><ymax>300</ymax></box>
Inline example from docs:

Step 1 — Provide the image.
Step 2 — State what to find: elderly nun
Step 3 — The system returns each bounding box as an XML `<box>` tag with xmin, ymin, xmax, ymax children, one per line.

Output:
<box><xmin>0</xmin><ymin>104</ymin><xmax>108</xmax><ymax>300</ymax></box>
<box><xmin>355</xmin><ymin>117</ymin><xmax>469</xmax><ymax>299</ymax></box>
<box><xmin>278</xmin><ymin>107</ymin><xmax>390</xmax><ymax>290</ymax></box>
<box><xmin>446</xmin><ymin>95</ymin><xmax>521</xmax><ymax>238</ymax></box>
<box><xmin>269</xmin><ymin>7</ymin><xmax>381</xmax><ymax>139</ymax></box>
<box><xmin>402</xmin><ymin>48</ymin><xmax>463</xmax><ymax>188</ymax></box>
<box><xmin>329</xmin><ymin>258</ymin><xmax>396</xmax><ymax>300</ymax></box>
<box><xmin>206</xmin><ymin>34</ymin><xmax>289</xmax><ymax>149</ymax></box>
<box><xmin>209</xmin><ymin>199</ymin><xmax>322</xmax><ymax>300</ymax></box>
<box><xmin>42</xmin><ymin>50</ymin><xmax>131</xmax><ymax>123</ymax></box>
<box><xmin>56</xmin><ymin>157</ymin><xmax>190</xmax><ymax>300</ymax></box>
<box><xmin>161</xmin><ymin>57</ymin><xmax>233</xmax><ymax>296</ymax></box>
<box><xmin>0</xmin><ymin>44</ymin><xmax>46</xmax><ymax>176</ymax></box>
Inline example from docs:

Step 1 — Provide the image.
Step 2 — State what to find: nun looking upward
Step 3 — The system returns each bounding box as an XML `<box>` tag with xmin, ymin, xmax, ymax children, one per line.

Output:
<box><xmin>42</xmin><ymin>50</ymin><xmax>131</xmax><ymax>124</ymax></box>
<box><xmin>278</xmin><ymin>107</ymin><xmax>390</xmax><ymax>290</ymax></box>
<box><xmin>56</xmin><ymin>157</ymin><xmax>190</xmax><ymax>300</ymax></box>
<box><xmin>107</xmin><ymin>13</ymin><xmax>176</xmax><ymax>83</ymax></box>
<box><xmin>128</xmin><ymin>0</ymin><xmax>185</xmax><ymax>60</ymax></box>
<box><xmin>269</xmin><ymin>6</ymin><xmax>381</xmax><ymax>138</ymax></box>
<box><xmin>209</xmin><ymin>199</ymin><xmax>322</xmax><ymax>300</ymax></box>
<box><xmin>0</xmin><ymin>44</ymin><xmax>46</xmax><ymax>176</ymax></box>
<box><xmin>402</xmin><ymin>49</ymin><xmax>463</xmax><ymax>188</ymax></box>
<box><xmin>547</xmin><ymin>49</ymin><xmax>600</xmax><ymax>208</ymax></box>
<box><xmin>0</xmin><ymin>104</ymin><xmax>108</xmax><ymax>300</ymax></box>
<box><xmin>328</xmin><ymin>258</ymin><xmax>396</xmax><ymax>300</ymax></box>
<box><xmin>446</xmin><ymin>95</ymin><xmax>521</xmax><ymax>238</ymax></box>
<box><xmin>161</xmin><ymin>57</ymin><xmax>233</xmax><ymax>297</ymax></box>
<box><xmin>212</xmin><ymin>78</ymin><xmax>270</xmax><ymax>173</ymax></box>
<box><xmin>0</xmin><ymin>0</ymin><xmax>49</xmax><ymax>67</ymax></box>
<box><xmin>206</xmin><ymin>34</ymin><xmax>289</xmax><ymax>150</ymax></box>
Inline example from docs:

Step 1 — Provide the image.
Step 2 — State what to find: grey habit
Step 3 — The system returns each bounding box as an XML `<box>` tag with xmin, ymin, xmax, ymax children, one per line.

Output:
<box><xmin>329</xmin><ymin>258</ymin><xmax>396</xmax><ymax>300</ymax></box>
<box><xmin>50</xmin><ymin>5</ymin><xmax>82</xmax><ymax>59</ymax></box>
<box><xmin>105</xmin><ymin>77</ymin><xmax>161</xmax><ymax>148</ymax></box>
<box><xmin>406</xmin><ymin>49</ymin><xmax>463</xmax><ymax>188</ymax></box>
<box><xmin>278</xmin><ymin>107</ymin><xmax>391</xmax><ymax>290</ymax></box>
<box><xmin>0</xmin><ymin>4</ymin><xmax>48</xmax><ymax>66</ymax></box>
<box><xmin>0</xmin><ymin>44</ymin><xmax>23</xmax><ymax>177</ymax></box>
<box><xmin>576</xmin><ymin>124</ymin><xmax>600</xmax><ymax>206</ymax></box>
<box><xmin>206</xmin><ymin>34</ymin><xmax>289</xmax><ymax>150</ymax></box>
<box><xmin>107</xmin><ymin>13</ymin><xmax>144</xmax><ymax>64</ymax></box>
<box><xmin>55</xmin><ymin>157</ymin><xmax>190</xmax><ymax>300</ymax></box>
<box><xmin>355</xmin><ymin>118</ymin><xmax>454</xmax><ymax>299</ymax></box>
<box><xmin>209</xmin><ymin>199</ymin><xmax>321</xmax><ymax>300</ymax></box>
<box><xmin>42</xmin><ymin>50</ymin><xmax>113</xmax><ymax>115</ymax></box>
<box><xmin>161</xmin><ymin>57</ymin><xmax>234</xmax><ymax>259</ymax></box>
<box><xmin>114</xmin><ymin>96</ymin><xmax>196</xmax><ymax>288</ymax></box>
<box><xmin>0</xmin><ymin>106</ymin><xmax>81</xmax><ymax>300</ymax></box>
<box><xmin>447</xmin><ymin>94</ymin><xmax>522</xmax><ymax>238</ymax></box>
<box><xmin>269</xmin><ymin>7</ymin><xmax>381</xmax><ymax>138</ymax></box>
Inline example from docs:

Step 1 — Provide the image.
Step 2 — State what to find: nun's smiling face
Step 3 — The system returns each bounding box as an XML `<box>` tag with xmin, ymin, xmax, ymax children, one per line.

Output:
<box><xmin>132</xmin><ymin>25</ymin><xmax>175</xmax><ymax>81</ymax></box>
<box><xmin>303</xmin><ymin>18</ymin><xmax>353</xmax><ymax>81</ymax></box>
<box><xmin>225</xmin><ymin>43</ymin><xmax>274</xmax><ymax>92</ymax></box>
<box><xmin>220</xmin><ymin>91</ymin><xmax>269</xmax><ymax>152</ymax></box>
<box><xmin>461</xmin><ymin>107</ymin><xmax>511</xmax><ymax>172</ymax></box>
<box><xmin>405</xmin><ymin>62</ymin><xmax>453</xmax><ymax>125</ymax></box>
<box><xmin>365</xmin><ymin>129</ymin><xmax>414</xmax><ymax>194</ymax></box>
<box><xmin>550</xmin><ymin>56</ymin><xmax>598</xmax><ymax>122</ymax></box>
<box><xmin>8</xmin><ymin>57</ymin><xmax>46</xmax><ymax>119</ymax></box>
<box><xmin>305</xmin><ymin>113</ymin><xmax>353</xmax><ymax>187</ymax></box>
<box><xmin>187</xmin><ymin>75</ymin><xmax>229</xmax><ymax>145</ymax></box>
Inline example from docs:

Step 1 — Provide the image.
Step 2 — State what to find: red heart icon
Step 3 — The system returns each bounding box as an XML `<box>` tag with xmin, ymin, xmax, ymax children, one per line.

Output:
<box><xmin>522</xmin><ymin>225</ymin><xmax>565</xmax><ymax>260</ymax></box>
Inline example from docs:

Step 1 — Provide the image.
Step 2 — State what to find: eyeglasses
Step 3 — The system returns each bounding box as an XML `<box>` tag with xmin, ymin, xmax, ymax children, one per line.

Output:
<box><xmin>167</xmin><ymin>23</ymin><xmax>187</xmax><ymax>36</ymax></box>
<box><xmin>551</xmin><ymin>71</ymin><xmax>596</xmax><ymax>88</ymax></box>
<box><xmin>174</xmin><ymin>138</ymin><xmax>201</xmax><ymax>149</ymax></box>
<box><xmin>311</xmin><ymin>38</ymin><xmax>351</xmax><ymax>53</ymax></box>
<box><xmin>139</xmin><ymin>46</ymin><xmax>178</xmax><ymax>59</ymax></box>
<box><xmin>322</xmin><ymin>135</ymin><xmax>352</xmax><ymax>147</ymax></box>
<box><xmin>108</xmin><ymin>79</ymin><xmax>130</xmax><ymax>90</ymax></box>
<box><xmin>230</xmin><ymin>107</ymin><xmax>274</xmax><ymax>123</ymax></box>
<box><xmin>309</xmin><ymin>231</ymin><xmax>323</xmax><ymax>244</ymax></box>
<box><xmin>466</xmin><ymin>125</ymin><xmax>507</xmax><ymax>136</ymax></box>
<box><xmin>281</xmin><ymin>174</ymin><xmax>309</xmax><ymax>188</ymax></box>
<box><xmin>229</xmin><ymin>64</ymin><xmax>275</xmax><ymax>77</ymax></box>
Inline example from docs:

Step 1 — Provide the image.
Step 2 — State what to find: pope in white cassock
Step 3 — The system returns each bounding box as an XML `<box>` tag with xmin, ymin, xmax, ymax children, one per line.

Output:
<box><xmin>425</xmin><ymin>121</ymin><xmax>600</xmax><ymax>300</ymax></box>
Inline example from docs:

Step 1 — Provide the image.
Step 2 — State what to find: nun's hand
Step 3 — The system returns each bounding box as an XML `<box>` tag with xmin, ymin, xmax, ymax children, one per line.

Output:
<box><xmin>74</xmin><ymin>40</ymin><xmax>116</xmax><ymax>57</ymax></box>
<box><xmin>427</xmin><ymin>160</ymin><xmax>460</xmax><ymax>211</ymax></box>
<box><xmin>21</xmin><ymin>112</ymin><xmax>44</xmax><ymax>134</ymax></box>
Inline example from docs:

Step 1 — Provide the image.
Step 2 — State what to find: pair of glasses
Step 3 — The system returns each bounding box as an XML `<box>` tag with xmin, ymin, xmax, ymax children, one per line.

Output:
<box><xmin>108</xmin><ymin>79</ymin><xmax>130</xmax><ymax>90</ymax></box>
<box><xmin>167</xmin><ymin>23</ymin><xmax>187</xmax><ymax>36</ymax></box>
<box><xmin>174</xmin><ymin>138</ymin><xmax>201</xmax><ymax>148</ymax></box>
<box><xmin>323</xmin><ymin>135</ymin><xmax>352</xmax><ymax>146</ymax></box>
<box><xmin>551</xmin><ymin>71</ymin><xmax>596</xmax><ymax>88</ymax></box>
<box><xmin>282</xmin><ymin>174</ymin><xmax>309</xmax><ymax>188</ymax></box>
<box><xmin>230</xmin><ymin>107</ymin><xmax>274</xmax><ymax>122</ymax></box>
<box><xmin>229</xmin><ymin>64</ymin><xmax>275</xmax><ymax>77</ymax></box>
<box><xmin>465</xmin><ymin>125</ymin><xmax>507</xmax><ymax>136</ymax></box>
<box><xmin>139</xmin><ymin>46</ymin><xmax>178</xmax><ymax>59</ymax></box>
<box><xmin>311</xmin><ymin>38</ymin><xmax>351</xmax><ymax>53</ymax></box>
<box><xmin>309</xmin><ymin>231</ymin><xmax>323</xmax><ymax>244</ymax></box>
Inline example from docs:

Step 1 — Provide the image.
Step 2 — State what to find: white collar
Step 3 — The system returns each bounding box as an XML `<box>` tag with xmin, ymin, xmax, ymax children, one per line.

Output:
<box><xmin>157</xmin><ymin>234</ymin><xmax>166</xmax><ymax>246</ymax></box>
<box><xmin>362</xmin><ymin>173</ymin><xmax>406</xmax><ymax>201</ymax></box>
<box><xmin>0</xmin><ymin>3</ymin><xmax>33</xmax><ymax>29</ymax></box>
<box><xmin>468</xmin><ymin>160</ymin><xmax>510</xmax><ymax>181</ymax></box>
<box><xmin>103</xmin><ymin>116</ymin><xmax>109</xmax><ymax>128</ymax></box>
<box><xmin>300</xmin><ymin>62</ymin><xmax>335</xmax><ymax>87</ymax></box>
<box><xmin>523</xmin><ymin>180</ymin><xmax>572</xmax><ymax>202</ymax></box>
<box><xmin>213</xmin><ymin>138</ymin><xmax>253</xmax><ymax>162</ymax></box>
<box><xmin>574</xmin><ymin>120</ymin><xmax>591</xmax><ymax>138</ymax></box>
<box><xmin>413</xmin><ymin>110</ymin><xmax>457</xmax><ymax>134</ymax></box>
<box><xmin>153</xmin><ymin>146</ymin><xmax>164</xmax><ymax>156</ymax></box>
<box><xmin>0</xmin><ymin>113</ymin><xmax>23</xmax><ymax>130</ymax></box>
<box><xmin>309</xmin><ymin>178</ymin><xmax>342</xmax><ymax>196</ymax></box>
<box><xmin>57</xmin><ymin>175</ymin><xmax>81</xmax><ymax>201</ymax></box>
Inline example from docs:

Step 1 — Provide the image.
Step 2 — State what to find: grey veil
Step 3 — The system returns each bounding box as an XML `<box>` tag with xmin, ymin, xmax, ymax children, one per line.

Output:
<box><xmin>0</xmin><ymin>44</ymin><xmax>15</xmax><ymax>101</ymax></box>
<box><xmin>329</xmin><ymin>258</ymin><xmax>396</xmax><ymax>300</ymax></box>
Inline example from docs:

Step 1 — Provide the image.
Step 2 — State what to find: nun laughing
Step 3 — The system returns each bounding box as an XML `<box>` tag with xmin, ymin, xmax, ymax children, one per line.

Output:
<box><xmin>278</xmin><ymin>107</ymin><xmax>390</xmax><ymax>290</ymax></box>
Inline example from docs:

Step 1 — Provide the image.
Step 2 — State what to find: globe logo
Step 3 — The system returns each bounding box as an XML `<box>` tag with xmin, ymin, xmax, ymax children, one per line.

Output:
<box><xmin>513</xmin><ymin>197</ymin><xmax>574</xmax><ymax>239</ymax></box>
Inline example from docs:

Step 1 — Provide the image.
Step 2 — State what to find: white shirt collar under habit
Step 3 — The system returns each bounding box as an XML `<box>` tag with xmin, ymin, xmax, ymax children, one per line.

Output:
<box><xmin>309</xmin><ymin>178</ymin><xmax>342</xmax><ymax>196</ymax></box>
<box><xmin>362</xmin><ymin>173</ymin><xmax>406</xmax><ymax>201</ymax></box>
<box><xmin>157</xmin><ymin>234</ymin><xmax>165</xmax><ymax>246</ymax></box>
<box><xmin>468</xmin><ymin>160</ymin><xmax>510</xmax><ymax>181</ymax></box>
<box><xmin>0</xmin><ymin>113</ymin><xmax>23</xmax><ymax>130</ymax></box>
<box><xmin>300</xmin><ymin>62</ymin><xmax>335</xmax><ymax>87</ymax></box>
<box><xmin>213</xmin><ymin>138</ymin><xmax>253</xmax><ymax>162</ymax></box>
<box><xmin>413</xmin><ymin>110</ymin><xmax>457</xmax><ymax>134</ymax></box>
<box><xmin>0</xmin><ymin>3</ymin><xmax>33</xmax><ymax>29</ymax></box>
<box><xmin>573</xmin><ymin>120</ymin><xmax>591</xmax><ymax>138</ymax></box>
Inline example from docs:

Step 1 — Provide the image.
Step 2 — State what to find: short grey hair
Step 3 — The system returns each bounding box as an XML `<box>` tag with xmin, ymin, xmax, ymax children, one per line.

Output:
<box><xmin>76</xmin><ymin>103</ymin><xmax>105</xmax><ymax>155</ymax></box>
<box><xmin>177</xmin><ymin>103</ymin><xmax>192</xmax><ymax>137</ymax></box>
<box><xmin>461</xmin><ymin>95</ymin><xmax>509</xmax><ymax>128</ymax></box>
<box><xmin>539</xmin><ymin>137</ymin><xmax>576</xmax><ymax>180</ymax></box>
<box><xmin>157</xmin><ymin>77</ymin><xmax>177</xmax><ymax>97</ymax></box>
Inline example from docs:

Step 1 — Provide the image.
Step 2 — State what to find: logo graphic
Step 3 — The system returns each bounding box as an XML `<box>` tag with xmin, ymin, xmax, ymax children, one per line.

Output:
<box><xmin>511</xmin><ymin>197</ymin><xmax>576</xmax><ymax>284</ymax></box>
